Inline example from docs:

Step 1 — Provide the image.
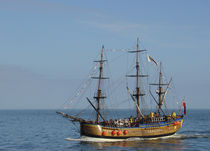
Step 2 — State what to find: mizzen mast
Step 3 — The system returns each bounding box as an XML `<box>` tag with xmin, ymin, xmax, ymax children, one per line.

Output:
<box><xmin>158</xmin><ymin>62</ymin><xmax>163</xmax><ymax>115</ymax></box>
<box><xmin>150</xmin><ymin>62</ymin><xmax>169</xmax><ymax>116</ymax></box>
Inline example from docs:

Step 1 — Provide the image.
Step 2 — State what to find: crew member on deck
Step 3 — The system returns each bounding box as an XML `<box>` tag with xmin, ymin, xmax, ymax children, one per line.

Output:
<box><xmin>129</xmin><ymin>116</ymin><xmax>133</xmax><ymax>126</ymax></box>
<box><xmin>154</xmin><ymin>112</ymin><xmax>158</xmax><ymax>117</ymax></box>
<box><xmin>124</xmin><ymin>118</ymin><xmax>129</xmax><ymax>127</ymax></box>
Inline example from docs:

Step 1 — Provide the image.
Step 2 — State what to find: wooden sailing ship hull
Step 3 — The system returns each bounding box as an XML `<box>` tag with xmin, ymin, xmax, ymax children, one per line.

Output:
<box><xmin>80</xmin><ymin>118</ymin><xmax>183</xmax><ymax>139</ymax></box>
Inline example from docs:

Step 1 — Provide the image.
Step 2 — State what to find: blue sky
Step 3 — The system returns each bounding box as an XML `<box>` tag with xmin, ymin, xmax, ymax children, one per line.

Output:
<box><xmin>0</xmin><ymin>0</ymin><xmax>210</xmax><ymax>109</ymax></box>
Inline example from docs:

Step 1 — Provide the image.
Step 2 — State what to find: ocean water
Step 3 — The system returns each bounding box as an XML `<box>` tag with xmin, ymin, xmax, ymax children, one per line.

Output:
<box><xmin>0</xmin><ymin>109</ymin><xmax>210</xmax><ymax>151</ymax></box>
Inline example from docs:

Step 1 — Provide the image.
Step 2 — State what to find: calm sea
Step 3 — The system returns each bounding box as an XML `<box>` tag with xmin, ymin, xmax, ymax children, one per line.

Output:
<box><xmin>0</xmin><ymin>109</ymin><xmax>210</xmax><ymax>151</ymax></box>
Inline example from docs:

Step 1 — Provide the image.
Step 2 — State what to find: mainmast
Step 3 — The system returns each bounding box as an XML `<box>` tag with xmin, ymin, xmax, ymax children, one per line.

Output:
<box><xmin>136</xmin><ymin>38</ymin><xmax>140</xmax><ymax>118</ymax></box>
<box><xmin>158</xmin><ymin>62</ymin><xmax>163</xmax><ymax>115</ymax></box>
<box><xmin>127</xmin><ymin>38</ymin><xmax>147</xmax><ymax>119</ymax></box>
<box><xmin>92</xmin><ymin>45</ymin><xmax>107</xmax><ymax>123</ymax></box>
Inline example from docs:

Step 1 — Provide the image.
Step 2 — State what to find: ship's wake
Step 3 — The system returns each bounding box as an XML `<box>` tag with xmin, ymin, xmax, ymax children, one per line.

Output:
<box><xmin>173</xmin><ymin>133</ymin><xmax>210</xmax><ymax>139</ymax></box>
<box><xmin>65</xmin><ymin>133</ymin><xmax>210</xmax><ymax>142</ymax></box>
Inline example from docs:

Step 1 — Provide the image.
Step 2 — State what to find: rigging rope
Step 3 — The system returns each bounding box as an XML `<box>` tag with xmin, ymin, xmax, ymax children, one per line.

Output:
<box><xmin>62</xmin><ymin>63</ymin><xmax>99</xmax><ymax>109</ymax></box>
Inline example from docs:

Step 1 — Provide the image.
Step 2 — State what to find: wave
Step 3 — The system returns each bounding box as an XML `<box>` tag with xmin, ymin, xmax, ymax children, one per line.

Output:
<box><xmin>180</xmin><ymin>130</ymin><xmax>210</xmax><ymax>134</ymax></box>
<box><xmin>172</xmin><ymin>133</ymin><xmax>210</xmax><ymax>139</ymax></box>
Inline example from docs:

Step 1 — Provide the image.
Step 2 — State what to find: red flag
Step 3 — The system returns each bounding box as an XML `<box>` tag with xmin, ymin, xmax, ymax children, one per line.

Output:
<box><xmin>182</xmin><ymin>100</ymin><xmax>186</xmax><ymax>115</ymax></box>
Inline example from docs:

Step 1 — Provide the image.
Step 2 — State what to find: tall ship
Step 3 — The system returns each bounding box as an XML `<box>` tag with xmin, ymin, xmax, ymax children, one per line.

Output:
<box><xmin>57</xmin><ymin>39</ymin><xmax>186</xmax><ymax>139</ymax></box>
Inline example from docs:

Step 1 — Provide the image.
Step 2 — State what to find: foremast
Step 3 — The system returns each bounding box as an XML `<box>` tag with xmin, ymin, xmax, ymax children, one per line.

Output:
<box><xmin>92</xmin><ymin>45</ymin><xmax>107</xmax><ymax>123</ymax></box>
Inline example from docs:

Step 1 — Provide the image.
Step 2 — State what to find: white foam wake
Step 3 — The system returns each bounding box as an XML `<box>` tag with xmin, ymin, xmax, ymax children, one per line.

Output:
<box><xmin>65</xmin><ymin>133</ymin><xmax>210</xmax><ymax>143</ymax></box>
<box><xmin>65</xmin><ymin>134</ymin><xmax>178</xmax><ymax>142</ymax></box>
<box><xmin>65</xmin><ymin>136</ymin><xmax>127</xmax><ymax>142</ymax></box>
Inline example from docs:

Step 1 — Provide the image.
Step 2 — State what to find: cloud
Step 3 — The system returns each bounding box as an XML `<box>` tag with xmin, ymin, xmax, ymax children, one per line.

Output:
<box><xmin>80</xmin><ymin>20</ymin><xmax>149</xmax><ymax>32</ymax></box>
